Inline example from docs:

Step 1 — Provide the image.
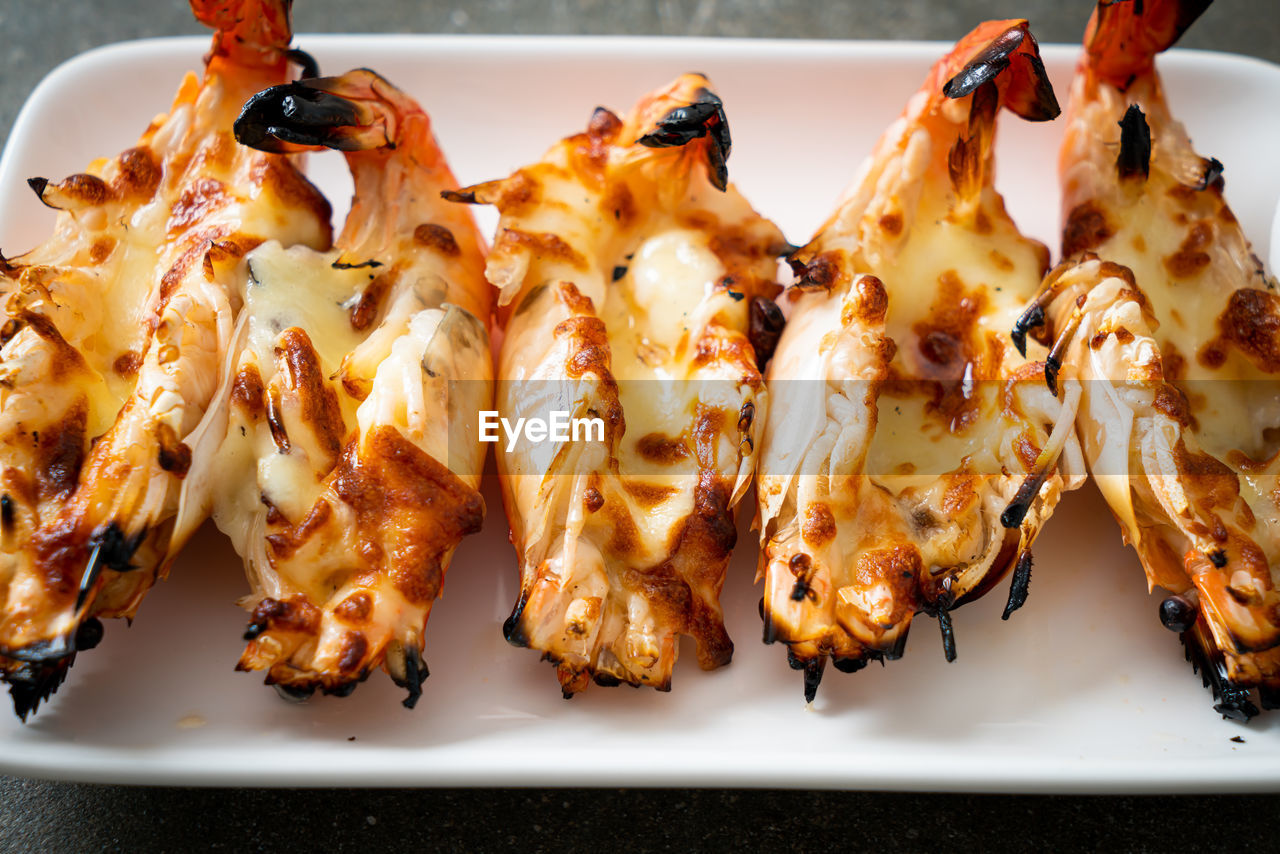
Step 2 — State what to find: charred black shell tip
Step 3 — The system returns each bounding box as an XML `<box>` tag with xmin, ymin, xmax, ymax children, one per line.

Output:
<box><xmin>1002</xmin><ymin>550</ymin><xmax>1033</xmax><ymax>620</ymax></box>
<box><xmin>27</xmin><ymin>177</ymin><xmax>59</xmax><ymax>210</ymax></box>
<box><xmin>234</xmin><ymin>83</ymin><xmax>364</xmax><ymax>152</ymax></box>
<box><xmin>943</xmin><ymin>63</ymin><xmax>1003</xmax><ymax>100</ymax></box>
<box><xmin>1180</xmin><ymin>628</ymin><xmax>1260</xmax><ymax>722</ymax></box>
<box><xmin>1215</xmin><ymin>698</ymin><xmax>1259</xmax><ymax>723</ymax></box>
<box><xmin>394</xmin><ymin>646</ymin><xmax>427</xmax><ymax>709</ymax></box>
<box><xmin>636</xmin><ymin>95</ymin><xmax>732</xmax><ymax>190</ymax></box>
<box><xmin>831</xmin><ymin>656</ymin><xmax>869</xmax><ymax>674</ymax></box>
<box><xmin>802</xmin><ymin>662</ymin><xmax>824</xmax><ymax>703</ymax></box>
<box><xmin>440</xmin><ymin>188</ymin><xmax>477</xmax><ymax>204</ymax></box>
<box><xmin>235</xmin><ymin>88</ymin><xmax>288</xmax><ymax>149</ymax></box>
<box><xmin>1024</xmin><ymin>56</ymin><xmax>1061</xmax><ymax>121</ymax></box>
<box><xmin>331</xmin><ymin>258</ymin><xmax>382</xmax><ymax>270</ymax></box>
<box><xmin>1116</xmin><ymin>104</ymin><xmax>1152</xmax><ymax>181</ymax></box>
<box><xmin>1044</xmin><ymin>356</ymin><xmax>1062</xmax><ymax>396</ymax></box>
<box><xmin>502</xmin><ymin>601</ymin><xmax>529</xmax><ymax>647</ymax></box>
<box><xmin>286</xmin><ymin>47</ymin><xmax>319</xmax><ymax>80</ymax></box>
<box><xmin>710</xmin><ymin>163</ymin><xmax>728</xmax><ymax>192</ymax></box>
<box><xmin>748</xmin><ymin>297</ymin><xmax>786</xmax><ymax>369</ymax></box>
<box><xmin>1000</xmin><ymin>501</ymin><xmax>1029</xmax><ymax>530</ymax></box>
<box><xmin>5</xmin><ymin>637</ymin><xmax>74</xmax><ymax>664</ymax></box>
<box><xmin>7</xmin><ymin>656</ymin><xmax>73</xmax><ymax>722</ymax></box>
<box><xmin>276</xmin><ymin>84</ymin><xmax>369</xmax><ymax>134</ymax></box>
<box><xmin>753</xmin><ymin>297</ymin><xmax>785</xmax><ymax>331</ymax></box>
<box><xmin>1195</xmin><ymin>157</ymin><xmax>1225</xmax><ymax>191</ymax></box>
<box><xmin>1010</xmin><ymin>329</ymin><xmax>1027</xmax><ymax>357</ymax></box>
<box><xmin>1159</xmin><ymin>595</ymin><xmax>1198</xmax><ymax>633</ymax></box>
<box><xmin>1010</xmin><ymin>303</ymin><xmax>1045</xmax><ymax>357</ymax></box>
<box><xmin>942</xmin><ymin>25</ymin><xmax>1025</xmax><ymax>99</ymax></box>
<box><xmin>93</xmin><ymin>522</ymin><xmax>144</xmax><ymax>573</ymax></box>
<box><xmin>77</xmin><ymin>525</ymin><xmax>139</xmax><ymax>613</ymax></box>
<box><xmin>272</xmin><ymin>683</ymin><xmax>315</xmax><ymax>703</ymax></box>
<box><xmin>791</xmin><ymin>652</ymin><xmax>826</xmax><ymax>701</ymax></box>
<box><xmin>74</xmin><ymin>618</ymin><xmax>104</xmax><ymax>652</ymax></box>
<box><xmin>935</xmin><ymin>608</ymin><xmax>957</xmax><ymax>663</ymax></box>
<box><xmin>881</xmin><ymin>631</ymin><xmax>909</xmax><ymax>661</ymax></box>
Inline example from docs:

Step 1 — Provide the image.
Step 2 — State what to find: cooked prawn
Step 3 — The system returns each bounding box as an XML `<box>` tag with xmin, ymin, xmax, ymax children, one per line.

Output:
<box><xmin>1013</xmin><ymin>0</ymin><xmax>1280</xmax><ymax>720</ymax></box>
<box><xmin>0</xmin><ymin>0</ymin><xmax>330</xmax><ymax>719</ymax></box>
<box><xmin>758</xmin><ymin>20</ymin><xmax>1083</xmax><ymax>699</ymax></box>
<box><xmin>451</xmin><ymin>74</ymin><xmax>788</xmax><ymax>695</ymax></box>
<box><xmin>180</xmin><ymin>68</ymin><xmax>492</xmax><ymax>704</ymax></box>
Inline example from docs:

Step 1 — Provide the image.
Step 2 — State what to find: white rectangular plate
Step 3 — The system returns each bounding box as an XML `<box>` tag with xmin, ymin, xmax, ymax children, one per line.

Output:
<box><xmin>1</xmin><ymin>35</ymin><xmax>1279</xmax><ymax>791</ymax></box>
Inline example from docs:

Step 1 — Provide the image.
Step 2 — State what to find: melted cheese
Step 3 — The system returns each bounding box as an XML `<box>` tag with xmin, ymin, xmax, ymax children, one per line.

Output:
<box><xmin>1064</xmin><ymin>74</ymin><xmax>1279</xmax><ymax>466</ymax></box>
<box><xmin>622</xmin><ymin>228</ymin><xmax>722</xmax><ymax>353</ymax></box>
<box><xmin>242</xmin><ymin>242</ymin><xmax>369</xmax><ymax>427</ymax></box>
<box><xmin>866</xmin><ymin>391</ymin><xmax>1001</xmax><ymax>495</ymax></box>
<box><xmin>490</xmin><ymin>77</ymin><xmax>786</xmax><ymax>686</ymax></box>
<box><xmin>755</xmin><ymin>45</ymin><xmax>1079</xmax><ymax>662</ymax></box>
<box><xmin>882</xmin><ymin>190</ymin><xmax>1046</xmax><ymax>361</ymax></box>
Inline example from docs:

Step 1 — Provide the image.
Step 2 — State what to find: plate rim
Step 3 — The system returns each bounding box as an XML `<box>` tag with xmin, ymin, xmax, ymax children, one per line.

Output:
<box><xmin>2</xmin><ymin>33</ymin><xmax>1279</xmax><ymax>791</ymax></box>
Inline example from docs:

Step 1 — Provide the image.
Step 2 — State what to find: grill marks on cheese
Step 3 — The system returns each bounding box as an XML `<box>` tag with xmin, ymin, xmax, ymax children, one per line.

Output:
<box><xmin>481</xmin><ymin>75</ymin><xmax>787</xmax><ymax>694</ymax></box>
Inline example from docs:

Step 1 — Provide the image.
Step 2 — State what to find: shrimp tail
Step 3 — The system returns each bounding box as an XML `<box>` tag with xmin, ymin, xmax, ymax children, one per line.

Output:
<box><xmin>621</xmin><ymin>74</ymin><xmax>731</xmax><ymax>190</ymax></box>
<box><xmin>235</xmin><ymin>68</ymin><xmax>487</xmax><ymax>304</ymax></box>
<box><xmin>233</xmin><ymin>70</ymin><xmax>410</xmax><ymax>154</ymax></box>
<box><xmin>1084</xmin><ymin>0</ymin><xmax>1213</xmax><ymax>89</ymax></box>
<box><xmin>634</xmin><ymin>78</ymin><xmax>731</xmax><ymax>191</ymax></box>
<box><xmin>940</xmin><ymin>19</ymin><xmax>1060</xmax><ymax>122</ymax></box>
<box><xmin>936</xmin><ymin>21</ymin><xmax>1059</xmax><ymax>203</ymax></box>
<box><xmin>190</xmin><ymin>0</ymin><xmax>295</xmax><ymax>71</ymax></box>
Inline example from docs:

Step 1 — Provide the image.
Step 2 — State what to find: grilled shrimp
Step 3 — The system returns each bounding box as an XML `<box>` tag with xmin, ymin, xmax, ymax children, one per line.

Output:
<box><xmin>176</xmin><ymin>69</ymin><xmax>492</xmax><ymax>704</ymax></box>
<box><xmin>450</xmin><ymin>74</ymin><xmax>788</xmax><ymax>695</ymax></box>
<box><xmin>0</xmin><ymin>0</ymin><xmax>330</xmax><ymax>719</ymax></box>
<box><xmin>758</xmin><ymin>21</ymin><xmax>1084</xmax><ymax>699</ymax></box>
<box><xmin>1013</xmin><ymin>0</ymin><xmax>1280</xmax><ymax>720</ymax></box>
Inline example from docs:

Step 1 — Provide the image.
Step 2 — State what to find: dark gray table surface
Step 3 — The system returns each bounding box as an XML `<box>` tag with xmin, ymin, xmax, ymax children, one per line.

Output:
<box><xmin>1</xmin><ymin>0</ymin><xmax>1278</xmax><ymax>851</ymax></box>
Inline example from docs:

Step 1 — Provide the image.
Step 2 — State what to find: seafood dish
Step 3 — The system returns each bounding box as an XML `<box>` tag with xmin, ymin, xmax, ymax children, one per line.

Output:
<box><xmin>0</xmin><ymin>0</ymin><xmax>1276</xmax><ymax>741</ymax></box>
<box><xmin>757</xmin><ymin>20</ymin><xmax>1084</xmax><ymax>699</ymax></box>
<box><xmin>0</xmin><ymin>0</ymin><xmax>330</xmax><ymax>719</ymax></box>
<box><xmin>1014</xmin><ymin>0</ymin><xmax>1280</xmax><ymax>720</ymax></box>
<box><xmin>450</xmin><ymin>74</ymin><xmax>789</xmax><ymax>694</ymax></box>
<box><xmin>176</xmin><ymin>68</ymin><xmax>492</xmax><ymax>704</ymax></box>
